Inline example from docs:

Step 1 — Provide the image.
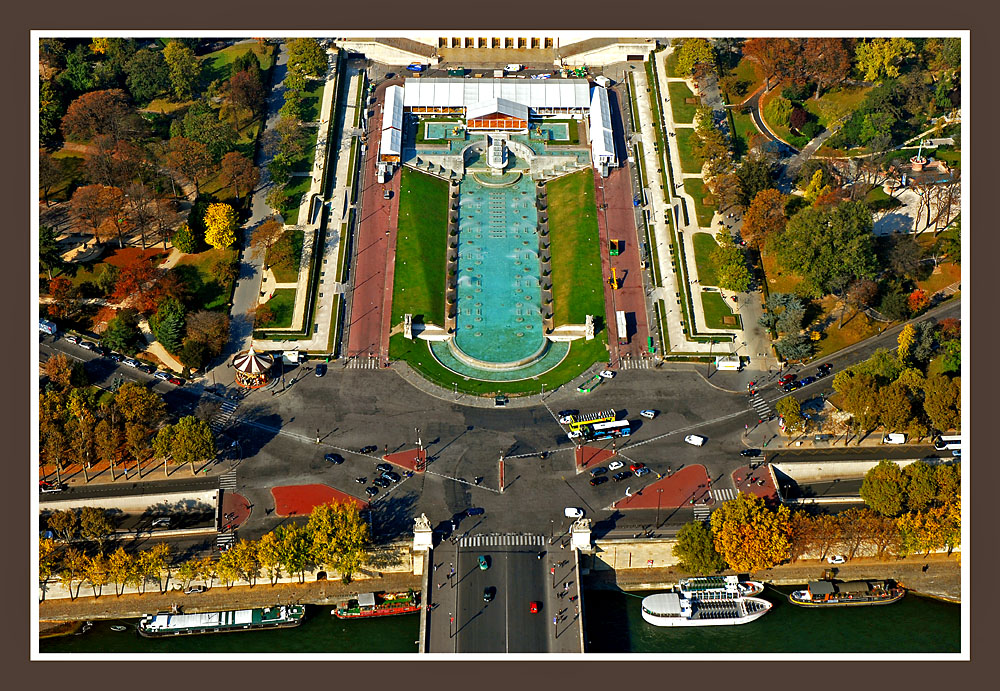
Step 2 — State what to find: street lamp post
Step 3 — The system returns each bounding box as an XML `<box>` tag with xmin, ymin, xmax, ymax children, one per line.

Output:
<box><xmin>656</xmin><ymin>488</ymin><xmax>663</xmax><ymax>528</ymax></box>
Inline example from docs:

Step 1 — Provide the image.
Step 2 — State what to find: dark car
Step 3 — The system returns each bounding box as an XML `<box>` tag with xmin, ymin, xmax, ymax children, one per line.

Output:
<box><xmin>360</xmin><ymin>445</ymin><xmax>378</xmax><ymax>455</ymax></box>
<box><xmin>108</xmin><ymin>351</ymin><xmax>124</xmax><ymax>363</ymax></box>
<box><xmin>365</xmin><ymin>486</ymin><xmax>379</xmax><ymax>498</ymax></box>
<box><xmin>383</xmin><ymin>189</ymin><xmax>392</xmax><ymax>200</ymax></box>
<box><xmin>325</xmin><ymin>453</ymin><xmax>344</xmax><ymax>465</ymax></box>
<box><xmin>799</xmin><ymin>376</ymin><xmax>816</xmax><ymax>386</ymax></box>
<box><xmin>589</xmin><ymin>466</ymin><xmax>607</xmax><ymax>477</ymax></box>
<box><xmin>466</xmin><ymin>507</ymin><xmax>485</xmax><ymax>516</ymax></box>
<box><xmin>590</xmin><ymin>476</ymin><xmax>609</xmax><ymax>487</ymax></box>
<box><xmin>138</xmin><ymin>364</ymin><xmax>156</xmax><ymax>374</ymax></box>
<box><xmin>782</xmin><ymin>381</ymin><xmax>802</xmax><ymax>392</ymax></box>
<box><xmin>740</xmin><ymin>448</ymin><xmax>762</xmax><ymax>457</ymax></box>
<box><xmin>483</xmin><ymin>586</ymin><xmax>496</xmax><ymax>602</ymax></box>
<box><xmin>373</xmin><ymin>477</ymin><xmax>390</xmax><ymax>488</ymax></box>
<box><xmin>558</xmin><ymin>409</ymin><xmax>578</xmax><ymax>418</ymax></box>
<box><xmin>375</xmin><ymin>462</ymin><xmax>392</xmax><ymax>473</ymax></box>
<box><xmin>612</xmin><ymin>471</ymin><xmax>631</xmax><ymax>482</ymax></box>
<box><xmin>382</xmin><ymin>471</ymin><xmax>401</xmax><ymax>483</ymax></box>
<box><xmin>315</xmin><ymin>363</ymin><xmax>327</xmax><ymax>377</ymax></box>
<box><xmin>817</xmin><ymin>363</ymin><xmax>833</xmax><ymax>377</ymax></box>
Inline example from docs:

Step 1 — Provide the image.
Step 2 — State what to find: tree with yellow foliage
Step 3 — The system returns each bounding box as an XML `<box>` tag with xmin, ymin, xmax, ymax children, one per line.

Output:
<box><xmin>896</xmin><ymin>323</ymin><xmax>916</xmax><ymax>363</ymax></box>
<box><xmin>709</xmin><ymin>493</ymin><xmax>792</xmax><ymax>572</ymax></box>
<box><xmin>90</xmin><ymin>38</ymin><xmax>110</xmax><ymax>55</ymax></box>
<box><xmin>307</xmin><ymin>501</ymin><xmax>371</xmax><ymax>583</ymax></box>
<box><xmin>204</xmin><ymin>203</ymin><xmax>238</xmax><ymax>249</ymax></box>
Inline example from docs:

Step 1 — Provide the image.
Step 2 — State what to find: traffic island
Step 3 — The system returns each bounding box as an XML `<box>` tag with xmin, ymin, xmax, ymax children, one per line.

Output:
<box><xmin>384</xmin><ymin>447</ymin><xmax>427</xmax><ymax>472</ymax></box>
<box><xmin>270</xmin><ymin>484</ymin><xmax>368</xmax><ymax>516</ymax></box>
<box><xmin>612</xmin><ymin>464</ymin><xmax>712</xmax><ymax>509</ymax></box>
<box><xmin>730</xmin><ymin>463</ymin><xmax>778</xmax><ymax>502</ymax></box>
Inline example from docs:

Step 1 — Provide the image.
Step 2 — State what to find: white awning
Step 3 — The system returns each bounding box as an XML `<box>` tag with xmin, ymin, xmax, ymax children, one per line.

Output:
<box><xmin>382</xmin><ymin>85</ymin><xmax>404</xmax><ymax>132</ymax></box>
<box><xmin>466</xmin><ymin>98</ymin><xmax>529</xmax><ymax>122</ymax></box>
<box><xmin>232</xmin><ymin>347</ymin><xmax>273</xmax><ymax>375</ymax></box>
<box><xmin>404</xmin><ymin>78</ymin><xmax>590</xmax><ymax>110</ymax></box>
<box><xmin>589</xmin><ymin>86</ymin><xmax>616</xmax><ymax>166</ymax></box>
<box><xmin>380</xmin><ymin>126</ymin><xmax>402</xmax><ymax>158</ymax></box>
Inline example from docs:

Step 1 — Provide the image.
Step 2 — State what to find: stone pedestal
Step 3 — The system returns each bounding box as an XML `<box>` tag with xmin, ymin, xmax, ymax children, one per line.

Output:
<box><xmin>585</xmin><ymin>315</ymin><xmax>595</xmax><ymax>341</ymax></box>
<box><xmin>571</xmin><ymin>518</ymin><xmax>593</xmax><ymax>551</ymax></box>
<box><xmin>404</xmin><ymin>314</ymin><xmax>413</xmax><ymax>340</ymax></box>
<box><xmin>412</xmin><ymin>513</ymin><xmax>433</xmax><ymax>575</ymax></box>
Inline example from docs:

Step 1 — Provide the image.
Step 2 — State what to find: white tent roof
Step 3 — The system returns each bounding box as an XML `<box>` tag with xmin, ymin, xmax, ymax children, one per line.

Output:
<box><xmin>403</xmin><ymin>79</ymin><xmax>590</xmax><ymax>110</ymax></box>
<box><xmin>380</xmin><ymin>126</ymin><xmax>402</xmax><ymax>157</ymax></box>
<box><xmin>466</xmin><ymin>98</ymin><xmax>529</xmax><ymax>122</ymax></box>
<box><xmin>382</xmin><ymin>85</ymin><xmax>403</xmax><ymax>132</ymax></box>
<box><xmin>642</xmin><ymin>592</ymin><xmax>682</xmax><ymax>615</ymax></box>
<box><xmin>589</xmin><ymin>86</ymin><xmax>616</xmax><ymax>162</ymax></box>
<box><xmin>233</xmin><ymin>347</ymin><xmax>273</xmax><ymax>375</ymax></box>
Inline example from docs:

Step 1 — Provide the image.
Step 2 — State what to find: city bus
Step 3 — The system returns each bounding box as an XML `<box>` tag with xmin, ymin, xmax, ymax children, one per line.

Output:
<box><xmin>569</xmin><ymin>409</ymin><xmax>616</xmax><ymax>432</ymax></box>
<box><xmin>933</xmin><ymin>434</ymin><xmax>962</xmax><ymax>451</ymax></box>
<box><xmin>583</xmin><ymin>420</ymin><xmax>632</xmax><ymax>441</ymax></box>
<box><xmin>616</xmin><ymin>310</ymin><xmax>628</xmax><ymax>346</ymax></box>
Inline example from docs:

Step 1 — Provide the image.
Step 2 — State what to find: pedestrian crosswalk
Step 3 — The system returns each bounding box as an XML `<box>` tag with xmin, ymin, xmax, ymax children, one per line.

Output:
<box><xmin>216</xmin><ymin>530</ymin><xmax>236</xmax><ymax>551</ymax></box>
<box><xmin>748</xmin><ymin>392</ymin><xmax>772</xmax><ymax>421</ymax></box>
<box><xmin>209</xmin><ymin>399</ymin><xmax>239</xmax><ymax>433</ymax></box>
<box><xmin>618</xmin><ymin>357</ymin><xmax>652</xmax><ymax>370</ymax></box>
<box><xmin>712</xmin><ymin>488</ymin><xmax>735</xmax><ymax>502</ymax></box>
<box><xmin>693</xmin><ymin>505</ymin><xmax>712</xmax><ymax>521</ymax></box>
<box><xmin>459</xmin><ymin>534</ymin><xmax>546</xmax><ymax>548</ymax></box>
<box><xmin>346</xmin><ymin>356</ymin><xmax>381</xmax><ymax>369</ymax></box>
<box><xmin>219</xmin><ymin>471</ymin><xmax>238</xmax><ymax>490</ymax></box>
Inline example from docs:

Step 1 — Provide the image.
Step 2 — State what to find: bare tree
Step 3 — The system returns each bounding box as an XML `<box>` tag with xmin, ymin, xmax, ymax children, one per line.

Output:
<box><xmin>124</xmin><ymin>183</ymin><xmax>157</xmax><ymax>249</ymax></box>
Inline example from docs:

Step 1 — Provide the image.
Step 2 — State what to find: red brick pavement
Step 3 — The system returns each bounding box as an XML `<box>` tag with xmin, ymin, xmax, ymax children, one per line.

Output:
<box><xmin>575</xmin><ymin>445</ymin><xmax>617</xmax><ymax>469</ymax></box>
<box><xmin>613</xmin><ymin>464</ymin><xmax>712</xmax><ymax>509</ymax></box>
<box><xmin>730</xmin><ymin>463</ymin><xmax>779</xmax><ymax>502</ymax></box>
<box><xmin>220</xmin><ymin>491</ymin><xmax>251</xmax><ymax>532</ymax></box>
<box><xmin>270</xmin><ymin>484</ymin><xmax>367</xmax><ymax>517</ymax></box>
<box><xmin>593</xmin><ymin>164</ymin><xmax>651</xmax><ymax>367</ymax></box>
<box><xmin>346</xmin><ymin>77</ymin><xmax>404</xmax><ymax>363</ymax></box>
<box><xmin>384</xmin><ymin>447</ymin><xmax>426</xmax><ymax>472</ymax></box>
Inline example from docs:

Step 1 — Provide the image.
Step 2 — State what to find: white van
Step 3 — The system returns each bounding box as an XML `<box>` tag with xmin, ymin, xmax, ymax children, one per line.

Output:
<box><xmin>684</xmin><ymin>434</ymin><xmax>707</xmax><ymax>447</ymax></box>
<box><xmin>504</xmin><ymin>63</ymin><xmax>524</xmax><ymax>73</ymax></box>
<box><xmin>564</xmin><ymin>507</ymin><xmax>584</xmax><ymax>519</ymax></box>
<box><xmin>883</xmin><ymin>433</ymin><xmax>907</xmax><ymax>445</ymax></box>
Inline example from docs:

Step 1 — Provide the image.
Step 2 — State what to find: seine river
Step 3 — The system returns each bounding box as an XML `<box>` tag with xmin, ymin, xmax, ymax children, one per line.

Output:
<box><xmin>40</xmin><ymin>586</ymin><xmax>959</xmax><ymax>654</ymax></box>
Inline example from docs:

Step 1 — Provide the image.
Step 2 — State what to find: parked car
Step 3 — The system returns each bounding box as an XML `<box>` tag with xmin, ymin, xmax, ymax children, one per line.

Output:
<box><xmin>608</xmin><ymin>460</ymin><xmax>624</xmax><ymax>471</ymax></box>
<box><xmin>315</xmin><ymin>363</ymin><xmax>327</xmax><ymax>377</ymax></box>
<box><xmin>612</xmin><ymin>471</ymin><xmax>631</xmax><ymax>482</ymax></box>
<box><xmin>589</xmin><ymin>466</ymin><xmax>607</xmax><ymax>477</ymax></box>
<box><xmin>684</xmin><ymin>434</ymin><xmax>707</xmax><ymax>447</ymax></box>
<box><xmin>382</xmin><ymin>471</ymin><xmax>401</xmax><ymax>483</ymax></box>
<box><xmin>478</xmin><ymin>555</ymin><xmax>490</xmax><ymax>571</ymax></box>
<box><xmin>558</xmin><ymin>409</ymin><xmax>578</xmax><ymax>420</ymax></box>
<box><xmin>799</xmin><ymin>376</ymin><xmax>816</xmax><ymax>386</ymax></box>
<box><xmin>139</xmin><ymin>364</ymin><xmax>157</xmax><ymax>374</ymax></box>
<box><xmin>325</xmin><ymin>453</ymin><xmax>344</xmax><ymax>465</ymax></box>
<box><xmin>375</xmin><ymin>462</ymin><xmax>392</xmax><ymax>473</ymax></box>
<box><xmin>740</xmin><ymin>449</ymin><xmax>761</xmax><ymax>457</ymax></box>
<box><xmin>634</xmin><ymin>467</ymin><xmax>651</xmax><ymax>476</ymax></box>
<box><xmin>599</xmin><ymin>370</ymin><xmax>615</xmax><ymax>379</ymax></box>
<box><xmin>80</xmin><ymin>341</ymin><xmax>100</xmax><ymax>352</ymax></box>
<box><xmin>153</xmin><ymin>371</ymin><xmax>171</xmax><ymax>381</ymax></box>
<box><xmin>483</xmin><ymin>586</ymin><xmax>496</xmax><ymax>602</ymax></box>
<box><xmin>564</xmin><ymin>507</ymin><xmax>584</xmax><ymax>519</ymax></box>
<box><xmin>39</xmin><ymin>480</ymin><xmax>63</xmax><ymax>493</ymax></box>
<box><xmin>123</xmin><ymin>358</ymin><xmax>141</xmax><ymax>368</ymax></box>
<box><xmin>778</xmin><ymin>374</ymin><xmax>796</xmax><ymax>384</ymax></box>
<box><xmin>373</xmin><ymin>477</ymin><xmax>390</xmax><ymax>488</ymax></box>
<box><xmin>365</xmin><ymin>486</ymin><xmax>379</xmax><ymax>497</ymax></box>
<box><xmin>355</xmin><ymin>477</ymin><xmax>367</xmax><ymax>484</ymax></box>
<box><xmin>590</xmin><ymin>476</ymin><xmax>609</xmax><ymax>486</ymax></box>
<box><xmin>167</xmin><ymin>377</ymin><xmax>185</xmax><ymax>386</ymax></box>
<box><xmin>383</xmin><ymin>189</ymin><xmax>392</xmax><ymax>200</ymax></box>
<box><xmin>184</xmin><ymin>585</ymin><xmax>206</xmax><ymax>594</ymax></box>
<box><xmin>64</xmin><ymin>334</ymin><xmax>80</xmax><ymax>345</ymax></box>
<box><xmin>883</xmin><ymin>433</ymin><xmax>907</xmax><ymax>444</ymax></box>
<box><xmin>826</xmin><ymin>555</ymin><xmax>846</xmax><ymax>565</ymax></box>
<box><xmin>107</xmin><ymin>351</ymin><xmax>124</xmax><ymax>363</ymax></box>
<box><xmin>360</xmin><ymin>445</ymin><xmax>379</xmax><ymax>455</ymax></box>
<box><xmin>466</xmin><ymin>507</ymin><xmax>485</xmax><ymax>516</ymax></box>
<box><xmin>629</xmin><ymin>462</ymin><xmax>645</xmax><ymax>472</ymax></box>
<box><xmin>817</xmin><ymin>363</ymin><xmax>833</xmax><ymax>377</ymax></box>
<box><xmin>640</xmin><ymin>409</ymin><xmax>657</xmax><ymax>419</ymax></box>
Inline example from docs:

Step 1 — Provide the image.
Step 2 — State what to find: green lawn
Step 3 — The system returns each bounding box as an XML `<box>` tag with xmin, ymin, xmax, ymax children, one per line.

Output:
<box><xmin>675</xmin><ymin>127</ymin><xmax>703</xmax><ymax>174</ymax></box>
<box><xmin>390</xmin><ymin>167</ymin><xmax>449</xmax><ymax>326</ymax></box>
<box><xmin>546</xmin><ymin>170</ymin><xmax>605</xmax><ymax>325</ymax></box>
<box><xmin>803</xmin><ymin>85</ymin><xmax>872</xmax><ymax>129</ymax></box>
<box><xmin>701</xmin><ymin>290</ymin><xmax>742</xmax><ymax>330</ymax></box>
<box><xmin>684</xmin><ymin>178</ymin><xmax>716</xmax><ymax>228</ymax></box>
<box><xmin>278</xmin><ymin>175</ymin><xmax>312</xmax><ymax>225</ymax></box>
<box><xmin>388</xmin><ymin>331</ymin><xmax>609</xmax><ymax>397</ymax></box>
<box><xmin>174</xmin><ymin>247</ymin><xmax>238</xmax><ymax>311</ymax></box>
<box><xmin>691</xmin><ymin>232</ymin><xmax>721</xmax><ymax>286</ymax></box>
<box><xmin>261</xmin><ymin>288</ymin><xmax>296</xmax><ymax>329</ymax></box>
<box><xmin>664</xmin><ymin>51</ymin><xmax>679</xmax><ymax>78</ymax></box>
<box><xmin>723</xmin><ymin>57</ymin><xmax>763</xmax><ymax>103</ymax></box>
<box><xmin>45</xmin><ymin>152</ymin><xmax>87</xmax><ymax>203</ymax></box>
<box><xmin>200</xmin><ymin>43</ymin><xmax>275</xmax><ymax>88</ymax></box>
<box><xmin>730</xmin><ymin>108</ymin><xmax>757</xmax><ymax>160</ymax></box>
<box><xmin>299</xmin><ymin>79</ymin><xmax>327</xmax><ymax>124</ymax></box>
<box><xmin>288</xmin><ymin>128</ymin><xmax>319</xmax><ymax>173</ymax></box>
<box><xmin>668</xmin><ymin>82</ymin><xmax>699</xmax><ymax>123</ymax></box>
<box><xmin>541</xmin><ymin>119</ymin><xmax>580</xmax><ymax>145</ymax></box>
<box><xmin>268</xmin><ymin>228</ymin><xmax>304</xmax><ymax>283</ymax></box>
<box><xmin>865</xmin><ymin>186</ymin><xmax>903</xmax><ymax>213</ymax></box>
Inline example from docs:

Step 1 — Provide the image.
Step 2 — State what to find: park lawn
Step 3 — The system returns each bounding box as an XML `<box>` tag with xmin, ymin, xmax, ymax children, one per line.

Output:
<box><xmin>391</xmin><ymin>167</ymin><xmax>449</xmax><ymax>326</ymax></box>
<box><xmin>804</xmin><ymin>85</ymin><xmax>872</xmax><ymax>129</ymax></box>
<box><xmin>724</xmin><ymin>56</ymin><xmax>763</xmax><ymax>103</ymax></box>
<box><xmin>668</xmin><ymin>82</ymin><xmax>699</xmax><ymax>123</ymax></box>
<box><xmin>261</xmin><ymin>288</ymin><xmax>296</xmax><ymax>329</ymax></box>
<box><xmin>691</xmin><ymin>232</ymin><xmax>721</xmax><ymax>286</ymax></box>
<box><xmin>730</xmin><ymin>107</ymin><xmax>757</xmax><ymax>160</ymax></box>
<box><xmin>683</xmin><ymin>178</ymin><xmax>716</xmax><ymax>228</ymax></box>
<box><xmin>200</xmin><ymin>42</ymin><xmax>276</xmax><ymax>87</ymax></box>
<box><xmin>546</xmin><ymin>169</ymin><xmax>605</xmax><ymax>325</ymax></box>
<box><xmin>915</xmin><ymin>260</ymin><xmax>961</xmax><ymax>295</ymax></box>
<box><xmin>758</xmin><ymin>84</ymin><xmax>809</xmax><ymax>149</ymax></box>
<box><xmin>865</xmin><ymin>186</ymin><xmax>903</xmax><ymax>213</ymax></box>
<box><xmin>299</xmin><ymin>79</ymin><xmax>327</xmax><ymax>124</ymax></box>
<box><xmin>701</xmin><ymin>290</ymin><xmax>742</xmax><ymax>330</ymax></box>
<box><xmin>542</xmin><ymin>118</ymin><xmax>580</xmax><ymax>145</ymax></box>
<box><xmin>287</xmin><ymin>128</ymin><xmax>320</xmax><ymax>173</ymax></box>
<box><xmin>760</xmin><ymin>251</ymin><xmax>804</xmax><ymax>295</ymax></box>
<box><xmin>141</xmin><ymin>98</ymin><xmax>193</xmax><ymax>115</ymax></box>
<box><xmin>675</xmin><ymin>127</ymin><xmax>703</xmax><ymax>174</ymax></box>
<box><xmin>268</xmin><ymin>228</ymin><xmax>305</xmax><ymax>283</ymax></box>
<box><xmin>664</xmin><ymin>50</ymin><xmax>679</xmax><ymax>78</ymax></box>
<box><xmin>809</xmin><ymin>295</ymin><xmax>884</xmax><ymax>360</ymax></box>
<box><xmin>174</xmin><ymin>247</ymin><xmax>238</xmax><ymax>311</ymax></box>
<box><xmin>278</xmin><ymin>175</ymin><xmax>312</xmax><ymax>225</ymax></box>
<box><xmin>388</xmin><ymin>331</ymin><xmax>609</xmax><ymax>397</ymax></box>
<box><xmin>46</xmin><ymin>152</ymin><xmax>87</xmax><ymax>203</ymax></box>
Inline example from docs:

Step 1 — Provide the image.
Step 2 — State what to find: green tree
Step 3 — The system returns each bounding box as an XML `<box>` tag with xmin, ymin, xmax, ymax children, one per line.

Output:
<box><xmin>763</xmin><ymin>95</ymin><xmax>792</xmax><ymax>127</ymax></box>
<box><xmin>860</xmin><ymin>460</ymin><xmax>908</xmax><ymax>517</ymax></box>
<box><xmin>58</xmin><ymin>45</ymin><xmax>95</xmax><ymax>95</ymax></box>
<box><xmin>833</xmin><ymin>371</ymin><xmax>881</xmax><ymax>433</ymax></box>
<box><xmin>775</xmin><ymin>396</ymin><xmax>805</xmax><ymax>433</ymax></box>
<box><xmin>675</xmin><ymin>38</ymin><xmax>715</xmax><ymax>76</ymax></box>
<box><xmin>673</xmin><ymin>520</ymin><xmax>727</xmax><ymax>573</ymax></box>
<box><xmin>775</xmin><ymin>333</ymin><xmax>811</xmax><ymax>361</ymax></box>
<box><xmin>878</xmin><ymin>382</ymin><xmax>913</xmax><ymax>432</ymax></box>
<box><xmin>903</xmin><ymin>461</ymin><xmax>939</xmax><ymax>513</ymax></box>
<box><xmin>204</xmin><ymin>203</ymin><xmax>238</xmax><ymax>249</ymax></box>
<box><xmin>171</xmin><ymin>222</ymin><xmax>198</xmax><ymax>253</ymax></box>
<box><xmin>923</xmin><ymin>375</ymin><xmax>960</xmax><ymax>432</ymax></box>
<box><xmin>39</xmin><ymin>79</ymin><xmax>66</xmax><ymax>144</ymax></box>
<box><xmin>226</xmin><ymin>540</ymin><xmax>260</xmax><ymax>588</ymax></box>
<box><xmin>101</xmin><ymin>308</ymin><xmax>143</xmax><ymax>355</ymax></box>
<box><xmin>286</xmin><ymin>38</ymin><xmax>327</xmax><ymax>77</ymax></box>
<box><xmin>306</xmin><ymin>502</ymin><xmax>371</xmax><ymax>583</ymax></box>
<box><xmin>124</xmin><ymin>48</ymin><xmax>169</xmax><ymax>104</ymax></box>
<box><xmin>256</xmin><ymin>531</ymin><xmax>284</xmax><ymax>586</ymax></box>
<box><xmin>163</xmin><ymin>40</ymin><xmax>200</xmax><ymax>101</ymax></box>
<box><xmin>154</xmin><ymin>415</ymin><xmax>215</xmax><ymax>476</ymax></box>
<box><xmin>275</xmin><ymin>523</ymin><xmax>312</xmax><ymax>583</ymax></box>
<box><xmin>855</xmin><ymin>38</ymin><xmax>916</xmax><ymax>82</ymax></box>
<box><xmin>709</xmin><ymin>493</ymin><xmax>792</xmax><ymax>572</ymax></box>
<box><xmin>735</xmin><ymin>154</ymin><xmax>775</xmax><ymax>210</ymax></box>
<box><xmin>940</xmin><ymin>340</ymin><xmax>961</xmax><ymax>374</ymax></box>
<box><xmin>149</xmin><ymin>296</ymin><xmax>186</xmax><ymax>353</ymax></box>
<box><xmin>47</xmin><ymin>509</ymin><xmax>78</xmax><ymax>541</ymax></box>
<box><xmin>177</xmin><ymin>99</ymin><xmax>238</xmax><ymax>161</ymax></box>
<box><xmin>79</xmin><ymin>506</ymin><xmax>115</xmax><ymax>550</ymax></box>
<box><xmin>39</xmin><ymin>225</ymin><xmax>63</xmax><ymax>280</ymax></box>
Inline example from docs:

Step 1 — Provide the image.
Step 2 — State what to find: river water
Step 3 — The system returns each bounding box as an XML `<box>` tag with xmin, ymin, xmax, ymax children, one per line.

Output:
<box><xmin>40</xmin><ymin>586</ymin><xmax>959</xmax><ymax>654</ymax></box>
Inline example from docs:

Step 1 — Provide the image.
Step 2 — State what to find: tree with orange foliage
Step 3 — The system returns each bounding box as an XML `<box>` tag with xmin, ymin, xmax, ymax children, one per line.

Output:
<box><xmin>740</xmin><ymin>188</ymin><xmax>786</xmax><ymax>250</ymax></box>
<box><xmin>111</xmin><ymin>255</ymin><xmax>159</xmax><ymax>314</ymax></box>
<box><xmin>908</xmin><ymin>288</ymin><xmax>930</xmax><ymax>314</ymax></box>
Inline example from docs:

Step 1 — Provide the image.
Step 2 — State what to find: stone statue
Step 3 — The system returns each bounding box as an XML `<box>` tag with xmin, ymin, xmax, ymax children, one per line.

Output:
<box><xmin>414</xmin><ymin>513</ymin><xmax>431</xmax><ymax>532</ymax></box>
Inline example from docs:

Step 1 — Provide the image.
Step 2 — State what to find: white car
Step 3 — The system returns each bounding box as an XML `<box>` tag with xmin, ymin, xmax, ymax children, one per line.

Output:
<box><xmin>123</xmin><ymin>358</ymin><xmax>141</xmax><ymax>368</ymax></box>
<box><xmin>883</xmin><ymin>433</ymin><xmax>907</xmax><ymax>444</ymax></box>
<box><xmin>153</xmin><ymin>371</ymin><xmax>171</xmax><ymax>381</ymax></box>
<box><xmin>640</xmin><ymin>409</ymin><xmax>657</xmax><ymax>419</ymax></box>
<box><xmin>599</xmin><ymin>370</ymin><xmax>615</xmax><ymax>379</ymax></box>
<box><xmin>564</xmin><ymin>507</ymin><xmax>584</xmax><ymax>519</ymax></box>
<box><xmin>684</xmin><ymin>434</ymin><xmax>707</xmax><ymax>447</ymax></box>
<box><xmin>608</xmin><ymin>460</ymin><xmax>624</xmax><ymax>471</ymax></box>
<box><xmin>827</xmin><ymin>555</ymin><xmax>846</xmax><ymax>565</ymax></box>
<box><xmin>567</xmin><ymin>430</ymin><xmax>583</xmax><ymax>439</ymax></box>
<box><xmin>558</xmin><ymin>415</ymin><xmax>574</xmax><ymax>425</ymax></box>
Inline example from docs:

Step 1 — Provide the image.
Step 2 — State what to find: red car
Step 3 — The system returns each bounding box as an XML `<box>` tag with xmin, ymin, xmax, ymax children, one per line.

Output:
<box><xmin>167</xmin><ymin>377</ymin><xmax>185</xmax><ymax>386</ymax></box>
<box><xmin>529</xmin><ymin>601</ymin><xmax>540</xmax><ymax>614</ymax></box>
<box><xmin>629</xmin><ymin>462</ymin><xmax>645</xmax><ymax>472</ymax></box>
<box><xmin>778</xmin><ymin>374</ymin><xmax>796</xmax><ymax>384</ymax></box>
